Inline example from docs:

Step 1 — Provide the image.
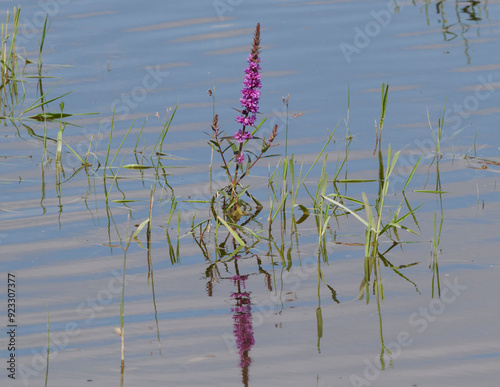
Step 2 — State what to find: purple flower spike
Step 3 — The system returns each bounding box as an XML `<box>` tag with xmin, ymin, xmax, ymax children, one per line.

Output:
<box><xmin>234</xmin><ymin>130</ymin><xmax>253</xmax><ymax>143</ymax></box>
<box><xmin>236</xmin><ymin>24</ymin><xmax>262</xmax><ymax>128</ymax></box>
<box><xmin>236</xmin><ymin>114</ymin><xmax>256</xmax><ymax>127</ymax></box>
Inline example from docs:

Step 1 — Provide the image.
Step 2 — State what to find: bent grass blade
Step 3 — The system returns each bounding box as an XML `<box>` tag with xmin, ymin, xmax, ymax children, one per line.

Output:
<box><xmin>217</xmin><ymin>216</ymin><xmax>246</xmax><ymax>247</ymax></box>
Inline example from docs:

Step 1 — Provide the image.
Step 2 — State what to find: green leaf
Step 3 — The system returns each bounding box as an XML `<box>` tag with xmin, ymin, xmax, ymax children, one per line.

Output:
<box><xmin>28</xmin><ymin>112</ymin><xmax>74</xmax><ymax>121</ymax></box>
<box><xmin>132</xmin><ymin>219</ymin><xmax>150</xmax><ymax>239</ymax></box>
<box><xmin>221</xmin><ymin>245</ymin><xmax>244</xmax><ymax>261</ymax></box>
<box><xmin>413</xmin><ymin>190</ymin><xmax>449</xmax><ymax>194</ymax></box>
<box><xmin>322</xmin><ymin>195</ymin><xmax>373</xmax><ymax>231</ymax></box>
<box><xmin>295</xmin><ymin>204</ymin><xmax>310</xmax><ymax>224</ymax></box>
<box><xmin>217</xmin><ymin>216</ymin><xmax>246</xmax><ymax>247</ymax></box>
<box><xmin>62</xmin><ymin>140</ymin><xmax>85</xmax><ymax>165</ymax></box>
<box><xmin>388</xmin><ymin>223</ymin><xmax>420</xmax><ymax>235</ymax></box>
<box><xmin>403</xmin><ymin>155</ymin><xmax>422</xmax><ymax>192</ymax></box>
<box><xmin>229</xmin><ymin>141</ymin><xmax>239</xmax><ymax>153</ymax></box>
<box><xmin>121</xmin><ymin>164</ymin><xmax>154</xmax><ymax>170</ymax></box>
<box><xmin>325</xmin><ymin>193</ymin><xmax>364</xmax><ymax>205</ymax></box>
<box><xmin>208</xmin><ymin>141</ymin><xmax>219</xmax><ymax>151</ymax></box>
<box><xmin>334</xmin><ymin>179</ymin><xmax>378</xmax><ymax>183</ymax></box>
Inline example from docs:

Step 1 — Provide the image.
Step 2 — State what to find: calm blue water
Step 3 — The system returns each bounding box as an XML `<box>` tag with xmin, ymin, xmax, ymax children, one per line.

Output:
<box><xmin>1</xmin><ymin>1</ymin><xmax>500</xmax><ymax>386</ymax></box>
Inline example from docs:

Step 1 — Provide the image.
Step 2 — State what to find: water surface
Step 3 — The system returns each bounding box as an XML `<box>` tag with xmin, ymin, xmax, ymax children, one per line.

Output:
<box><xmin>1</xmin><ymin>1</ymin><xmax>500</xmax><ymax>386</ymax></box>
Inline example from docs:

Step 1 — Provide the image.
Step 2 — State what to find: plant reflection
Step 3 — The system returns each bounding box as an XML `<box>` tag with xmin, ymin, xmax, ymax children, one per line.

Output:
<box><xmin>420</xmin><ymin>0</ymin><xmax>490</xmax><ymax>64</ymax></box>
<box><xmin>195</xmin><ymin>200</ymin><xmax>274</xmax><ymax>386</ymax></box>
<box><xmin>206</xmin><ymin>248</ymin><xmax>259</xmax><ymax>386</ymax></box>
<box><xmin>230</xmin><ymin>258</ymin><xmax>255</xmax><ymax>376</ymax></box>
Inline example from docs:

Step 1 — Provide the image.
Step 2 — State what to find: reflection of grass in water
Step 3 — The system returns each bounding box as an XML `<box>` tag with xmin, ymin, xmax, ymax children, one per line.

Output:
<box><xmin>323</xmin><ymin>146</ymin><xmax>420</xmax><ymax>302</ymax></box>
<box><xmin>3</xmin><ymin>18</ymin><xmax>471</xmax><ymax>376</ymax></box>
<box><xmin>431</xmin><ymin>211</ymin><xmax>443</xmax><ymax>298</ymax></box>
<box><xmin>3</xmin><ymin>21</ymin><xmax>424</xmax><ymax>307</ymax></box>
<box><xmin>420</xmin><ymin>0</ymin><xmax>489</xmax><ymax>64</ymax></box>
<box><xmin>188</xmin><ymin>130</ymin><xmax>423</xmax><ymax>365</ymax></box>
<box><xmin>427</xmin><ymin>101</ymin><xmax>446</xmax><ymax>157</ymax></box>
<box><xmin>1</xmin><ymin>7</ymin><xmax>21</xmax><ymax>115</ymax></box>
<box><xmin>45</xmin><ymin>307</ymin><xmax>49</xmax><ymax>387</ymax></box>
<box><xmin>113</xmin><ymin>218</ymin><xmax>136</xmax><ymax>387</ymax></box>
<box><xmin>1</xmin><ymin>6</ymin><xmax>99</xmax><ymax>218</ymax></box>
<box><xmin>3</xmin><ymin>28</ymin><xmax>432</xmax><ymax>304</ymax></box>
<box><xmin>1</xmin><ymin>7</ymin><xmax>95</xmax><ymax>125</ymax></box>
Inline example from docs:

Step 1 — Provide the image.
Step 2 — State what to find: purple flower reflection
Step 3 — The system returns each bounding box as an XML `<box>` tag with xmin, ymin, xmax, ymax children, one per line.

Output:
<box><xmin>230</xmin><ymin>274</ymin><xmax>249</xmax><ymax>288</ymax></box>
<box><xmin>230</xmin><ymin>290</ymin><xmax>255</xmax><ymax>368</ymax></box>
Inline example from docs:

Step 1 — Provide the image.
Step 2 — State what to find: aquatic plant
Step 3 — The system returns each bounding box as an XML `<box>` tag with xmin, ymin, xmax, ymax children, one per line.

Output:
<box><xmin>208</xmin><ymin>23</ymin><xmax>278</xmax><ymax>219</ymax></box>
<box><xmin>0</xmin><ymin>6</ymin><xmax>21</xmax><ymax>114</ymax></box>
<box><xmin>0</xmin><ymin>7</ymin><xmax>86</xmax><ymax>125</ymax></box>
<box><xmin>427</xmin><ymin>101</ymin><xmax>446</xmax><ymax>157</ymax></box>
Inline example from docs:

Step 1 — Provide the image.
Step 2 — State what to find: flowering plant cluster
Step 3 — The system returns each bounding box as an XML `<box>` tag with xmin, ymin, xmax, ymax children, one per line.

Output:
<box><xmin>208</xmin><ymin>23</ymin><xmax>278</xmax><ymax>214</ymax></box>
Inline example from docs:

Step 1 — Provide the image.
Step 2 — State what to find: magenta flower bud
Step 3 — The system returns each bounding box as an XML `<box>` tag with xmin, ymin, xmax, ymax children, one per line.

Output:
<box><xmin>236</xmin><ymin>152</ymin><xmax>245</xmax><ymax>164</ymax></box>
<box><xmin>234</xmin><ymin>130</ymin><xmax>253</xmax><ymax>143</ymax></box>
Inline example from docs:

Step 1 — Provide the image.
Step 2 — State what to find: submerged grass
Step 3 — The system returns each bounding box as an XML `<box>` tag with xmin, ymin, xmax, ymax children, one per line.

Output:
<box><xmin>431</xmin><ymin>211</ymin><xmax>443</xmax><ymax>297</ymax></box>
<box><xmin>1</xmin><ymin>7</ymin><xmax>96</xmax><ymax>125</ymax></box>
<box><xmin>1</xmin><ymin>7</ymin><xmax>21</xmax><ymax>114</ymax></box>
<box><xmin>6</xmin><ymin>28</ymin><xmax>438</xmax><ymax>309</ymax></box>
<box><xmin>45</xmin><ymin>307</ymin><xmax>49</xmax><ymax>387</ymax></box>
<box><xmin>428</xmin><ymin>100</ymin><xmax>447</xmax><ymax>157</ymax></box>
<box><xmin>2</xmin><ymin>20</ymin><xmax>473</xmax><ymax>376</ymax></box>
